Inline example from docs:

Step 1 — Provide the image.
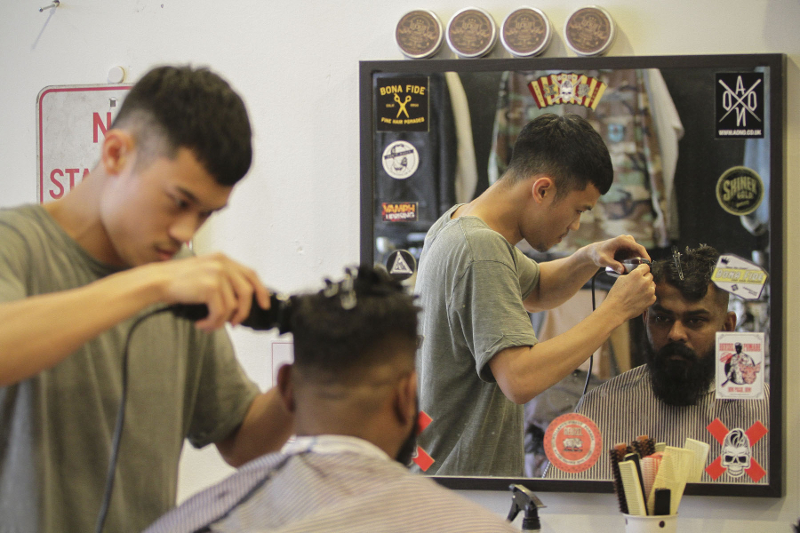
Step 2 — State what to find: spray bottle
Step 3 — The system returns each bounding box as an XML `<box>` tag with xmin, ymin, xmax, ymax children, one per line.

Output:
<box><xmin>506</xmin><ymin>484</ymin><xmax>546</xmax><ymax>532</ymax></box>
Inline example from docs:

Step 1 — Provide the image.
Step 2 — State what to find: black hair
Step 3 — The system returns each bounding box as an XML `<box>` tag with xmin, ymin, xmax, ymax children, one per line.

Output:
<box><xmin>289</xmin><ymin>266</ymin><xmax>419</xmax><ymax>380</ymax></box>
<box><xmin>503</xmin><ymin>113</ymin><xmax>613</xmax><ymax>198</ymax></box>
<box><xmin>111</xmin><ymin>65</ymin><xmax>252</xmax><ymax>186</ymax></box>
<box><xmin>651</xmin><ymin>244</ymin><xmax>727</xmax><ymax>305</ymax></box>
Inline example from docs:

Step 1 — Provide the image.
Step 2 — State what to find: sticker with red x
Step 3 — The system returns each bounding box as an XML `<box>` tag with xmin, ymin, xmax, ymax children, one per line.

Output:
<box><xmin>705</xmin><ymin>418</ymin><xmax>767</xmax><ymax>482</ymax></box>
<box><xmin>412</xmin><ymin>410</ymin><xmax>435</xmax><ymax>472</ymax></box>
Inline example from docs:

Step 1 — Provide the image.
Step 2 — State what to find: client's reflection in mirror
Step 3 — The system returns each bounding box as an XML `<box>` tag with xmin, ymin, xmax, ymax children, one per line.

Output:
<box><xmin>546</xmin><ymin>245</ymin><xmax>769</xmax><ymax>483</ymax></box>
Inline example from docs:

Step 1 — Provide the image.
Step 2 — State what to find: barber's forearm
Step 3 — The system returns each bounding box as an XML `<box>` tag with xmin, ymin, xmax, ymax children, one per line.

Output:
<box><xmin>489</xmin><ymin>307</ymin><xmax>623</xmax><ymax>404</ymax></box>
<box><xmin>524</xmin><ymin>246</ymin><xmax>599</xmax><ymax>312</ymax></box>
<box><xmin>216</xmin><ymin>388</ymin><xmax>294</xmax><ymax>467</ymax></box>
<box><xmin>0</xmin><ymin>269</ymin><xmax>165</xmax><ymax>386</ymax></box>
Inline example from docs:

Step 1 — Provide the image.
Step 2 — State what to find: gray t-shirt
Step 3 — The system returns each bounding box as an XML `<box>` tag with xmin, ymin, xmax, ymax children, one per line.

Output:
<box><xmin>415</xmin><ymin>205</ymin><xmax>540</xmax><ymax>476</ymax></box>
<box><xmin>0</xmin><ymin>205</ymin><xmax>260</xmax><ymax>533</ymax></box>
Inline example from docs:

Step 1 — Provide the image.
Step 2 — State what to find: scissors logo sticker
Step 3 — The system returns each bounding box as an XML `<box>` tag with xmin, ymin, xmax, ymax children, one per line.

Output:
<box><xmin>375</xmin><ymin>76</ymin><xmax>430</xmax><ymax>132</ymax></box>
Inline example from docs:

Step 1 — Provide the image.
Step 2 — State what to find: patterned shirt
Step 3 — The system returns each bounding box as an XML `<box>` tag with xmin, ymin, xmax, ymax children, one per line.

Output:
<box><xmin>545</xmin><ymin>365</ymin><xmax>770</xmax><ymax>484</ymax></box>
<box><xmin>145</xmin><ymin>435</ymin><xmax>518</xmax><ymax>533</ymax></box>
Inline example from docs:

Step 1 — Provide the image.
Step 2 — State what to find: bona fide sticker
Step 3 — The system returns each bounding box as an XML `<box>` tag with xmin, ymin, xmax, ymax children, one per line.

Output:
<box><xmin>382</xmin><ymin>140</ymin><xmax>419</xmax><ymax>180</ymax></box>
<box><xmin>544</xmin><ymin>413</ymin><xmax>602</xmax><ymax>473</ymax></box>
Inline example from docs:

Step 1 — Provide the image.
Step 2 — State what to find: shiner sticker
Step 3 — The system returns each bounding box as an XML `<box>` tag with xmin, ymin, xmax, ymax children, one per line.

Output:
<box><xmin>715</xmin><ymin>166</ymin><xmax>764</xmax><ymax>216</ymax></box>
<box><xmin>381</xmin><ymin>202</ymin><xmax>418</xmax><ymax>222</ymax></box>
<box><xmin>544</xmin><ymin>413</ymin><xmax>602</xmax><ymax>473</ymax></box>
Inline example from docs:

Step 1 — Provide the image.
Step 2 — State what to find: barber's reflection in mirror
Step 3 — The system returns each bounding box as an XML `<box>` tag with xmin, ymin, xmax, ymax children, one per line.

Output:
<box><xmin>547</xmin><ymin>245</ymin><xmax>769</xmax><ymax>482</ymax></box>
<box><xmin>413</xmin><ymin>114</ymin><xmax>657</xmax><ymax>477</ymax></box>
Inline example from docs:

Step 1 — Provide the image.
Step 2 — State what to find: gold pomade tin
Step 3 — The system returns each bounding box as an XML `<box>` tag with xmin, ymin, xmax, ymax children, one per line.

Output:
<box><xmin>446</xmin><ymin>7</ymin><xmax>498</xmax><ymax>59</ymax></box>
<box><xmin>564</xmin><ymin>5</ymin><xmax>615</xmax><ymax>57</ymax></box>
<box><xmin>396</xmin><ymin>10</ymin><xmax>444</xmax><ymax>59</ymax></box>
<box><xmin>500</xmin><ymin>7</ymin><xmax>552</xmax><ymax>58</ymax></box>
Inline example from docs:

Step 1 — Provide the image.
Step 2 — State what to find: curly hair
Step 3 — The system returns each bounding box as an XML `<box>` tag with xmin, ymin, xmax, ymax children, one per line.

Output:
<box><xmin>650</xmin><ymin>244</ymin><xmax>728</xmax><ymax>305</ymax></box>
<box><xmin>289</xmin><ymin>266</ymin><xmax>420</xmax><ymax>382</ymax></box>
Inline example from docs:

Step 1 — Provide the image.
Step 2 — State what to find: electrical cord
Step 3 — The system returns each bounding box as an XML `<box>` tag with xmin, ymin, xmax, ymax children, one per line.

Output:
<box><xmin>582</xmin><ymin>269</ymin><xmax>605</xmax><ymax>397</ymax></box>
<box><xmin>94</xmin><ymin>306</ymin><xmax>174</xmax><ymax>533</ymax></box>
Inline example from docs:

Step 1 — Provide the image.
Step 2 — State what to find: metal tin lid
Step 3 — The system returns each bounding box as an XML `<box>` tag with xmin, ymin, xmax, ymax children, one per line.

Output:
<box><xmin>500</xmin><ymin>7</ymin><xmax>552</xmax><ymax>57</ymax></box>
<box><xmin>396</xmin><ymin>9</ymin><xmax>444</xmax><ymax>59</ymax></box>
<box><xmin>446</xmin><ymin>7</ymin><xmax>498</xmax><ymax>59</ymax></box>
<box><xmin>564</xmin><ymin>5</ymin><xmax>615</xmax><ymax>57</ymax></box>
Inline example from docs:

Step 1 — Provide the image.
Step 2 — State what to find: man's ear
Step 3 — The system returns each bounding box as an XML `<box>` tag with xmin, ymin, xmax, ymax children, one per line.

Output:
<box><xmin>393</xmin><ymin>371</ymin><xmax>417</xmax><ymax>427</ymax></box>
<box><xmin>531</xmin><ymin>176</ymin><xmax>555</xmax><ymax>204</ymax></box>
<box><xmin>100</xmin><ymin>130</ymin><xmax>135</xmax><ymax>175</ymax></box>
<box><xmin>722</xmin><ymin>311</ymin><xmax>737</xmax><ymax>332</ymax></box>
<box><xmin>276</xmin><ymin>364</ymin><xmax>296</xmax><ymax>414</ymax></box>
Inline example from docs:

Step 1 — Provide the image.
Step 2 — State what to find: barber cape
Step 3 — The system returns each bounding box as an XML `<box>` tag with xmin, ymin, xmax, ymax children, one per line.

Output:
<box><xmin>145</xmin><ymin>435</ymin><xmax>517</xmax><ymax>533</ymax></box>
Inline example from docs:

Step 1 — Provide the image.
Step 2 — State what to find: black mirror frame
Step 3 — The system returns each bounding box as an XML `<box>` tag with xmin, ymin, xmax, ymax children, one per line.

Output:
<box><xmin>359</xmin><ymin>53</ymin><xmax>785</xmax><ymax>498</ymax></box>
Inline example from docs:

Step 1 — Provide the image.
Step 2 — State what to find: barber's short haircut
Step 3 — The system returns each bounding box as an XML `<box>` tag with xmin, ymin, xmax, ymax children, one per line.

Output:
<box><xmin>289</xmin><ymin>266</ymin><xmax>420</xmax><ymax>382</ymax></box>
<box><xmin>502</xmin><ymin>113</ymin><xmax>613</xmax><ymax>198</ymax></box>
<box><xmin>650</xmin><ymin>244</ymin><xmax>728</xmax><ymax>307</ymax></box>
<box><xmin>111</xmin><ymin>65</ymin><xmax>252</xmax><ymax>186</ymax></box>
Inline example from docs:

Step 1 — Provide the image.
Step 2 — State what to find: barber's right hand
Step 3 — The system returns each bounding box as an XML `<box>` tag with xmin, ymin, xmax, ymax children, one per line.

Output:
<box><xmin>603</xmin><ymin>264</ymin><xmax>656</xmax><ymax>322</ymax></box>
<box><xmin>146</xmin><ymin>252</ymin><xmax>270</xmax><ymax>331</ymax></box>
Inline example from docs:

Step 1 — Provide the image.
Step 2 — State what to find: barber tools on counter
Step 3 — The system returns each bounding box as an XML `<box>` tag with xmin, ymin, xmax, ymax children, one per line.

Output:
<box><xmin>611</xmin><ymin>435</ymin><xmax>710</xmax><ymax>533</ymax></box>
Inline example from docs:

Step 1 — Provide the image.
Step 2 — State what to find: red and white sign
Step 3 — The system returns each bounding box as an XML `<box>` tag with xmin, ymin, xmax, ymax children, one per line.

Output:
<box><xmin>544</xmin><ymin>413</ymin><xmax>602</xmax><ymax>473</ymax></box>
<box><xmin>37</xmin><ymin>84</ymin><xmax>131</xmax><ymax>204</ymax></box>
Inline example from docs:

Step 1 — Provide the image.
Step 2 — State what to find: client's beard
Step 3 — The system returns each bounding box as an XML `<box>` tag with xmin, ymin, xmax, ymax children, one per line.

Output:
<box><xmin>395</xmin><ymin>401</ymin><xmax>420</xmax><ymax>466</ymax></box>
<box><xmin>646</xmin><ymin>341</ymin><xmax>715</xmax><ymax>406</ymax></box>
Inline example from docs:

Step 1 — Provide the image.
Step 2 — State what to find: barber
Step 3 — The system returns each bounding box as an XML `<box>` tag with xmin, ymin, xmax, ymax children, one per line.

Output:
<box><xmin>0</xmin><ymin>66</ymin><xmax>292</xmax><ymax>532</ymax></box>
<box><xmin>414</xmin><ymin>114</ymin><xmax>656</xmax><ymax>477</ymax></box>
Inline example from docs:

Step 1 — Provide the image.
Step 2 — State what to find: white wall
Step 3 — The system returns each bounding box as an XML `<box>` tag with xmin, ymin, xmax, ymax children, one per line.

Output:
<box><xmin>1</xmin><ymin>1</ymin><xmax>797</xmax><ymax>531</ymax></box>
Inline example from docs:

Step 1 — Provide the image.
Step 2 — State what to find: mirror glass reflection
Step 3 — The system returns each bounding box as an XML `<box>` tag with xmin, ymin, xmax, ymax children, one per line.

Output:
<box><xmin>361</xmin><ymin>55</ymin><xmax>782</xmax><ymax>497</ymax></box>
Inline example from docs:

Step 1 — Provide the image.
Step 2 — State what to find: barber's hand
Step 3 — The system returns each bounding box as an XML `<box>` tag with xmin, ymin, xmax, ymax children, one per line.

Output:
<box><xmin>590</xmin><ymin>235</ymin><xmax>651</xmax><ymax>275</ymax></box>
<box><xmin>603</xmin><ymin>264</ymin><xmax>656</xmax><ymax>322</ymax></box>
<box><xmin>146</xmin><ymin>253</ymin><xmax>271</xmax><ymax>331</ymax></box>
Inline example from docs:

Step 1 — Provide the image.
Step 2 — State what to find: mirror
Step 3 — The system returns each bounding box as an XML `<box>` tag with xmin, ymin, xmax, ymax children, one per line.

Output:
<box><xmin>359</xmin><ymin>54</ymin><xmax>784</xmax><ymax>497</ymax></box>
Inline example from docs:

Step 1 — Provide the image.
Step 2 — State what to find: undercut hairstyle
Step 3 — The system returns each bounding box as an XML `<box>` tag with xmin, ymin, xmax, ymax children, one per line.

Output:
<box><xmin>289</xmin><ymin>266</ymin><xmax>420</xmax><ymax>382</ymax></box>
<box><xmin>650</xmin><ymin>244</ymin><xmax>729</xmax><ymax>307</ymax></box>
<box><xmin>111</xmin><ymin>65</ymin><xmax>252</xmax><ymax>186</ymax></box>
<box><xmin>502</xmin><ymin>114</ymin><xmax>613</xmax><ymax>198</ymax></box>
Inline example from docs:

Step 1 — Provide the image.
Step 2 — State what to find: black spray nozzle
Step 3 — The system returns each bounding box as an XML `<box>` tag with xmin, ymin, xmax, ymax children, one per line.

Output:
<box><xmin>507</xmin><ymin>484</ymin><xmax>546</xmax><ymax>531</ymax></box>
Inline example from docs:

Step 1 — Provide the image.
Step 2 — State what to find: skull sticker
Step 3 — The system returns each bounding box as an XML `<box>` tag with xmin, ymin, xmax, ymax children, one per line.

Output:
<box><xmin>720</xmin><ymin>428</ymin><xmax>752</xmax><ymax>478</ymax></box>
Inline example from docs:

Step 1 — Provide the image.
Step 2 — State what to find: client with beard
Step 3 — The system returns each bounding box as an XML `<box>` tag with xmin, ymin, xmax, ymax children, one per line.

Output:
<box><xmin>146</xmin><ymin>266</ymin><xmax>517</xmax><ymax>533</ymax></box>
<box><xmin>546</xmin><ymin>245</ymin><xmax>769</xmax><ymax>482</ymax></box>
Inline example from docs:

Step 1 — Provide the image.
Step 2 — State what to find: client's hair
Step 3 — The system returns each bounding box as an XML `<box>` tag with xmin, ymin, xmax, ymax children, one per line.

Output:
<box><xmin>650</xmin><ymin>244</ymin><xmax>727</xmax><ymax>305</ymax></box>
<box><xmin>289</xmin><ymin>266</ymin><xmax>419</xmax><ymax>381</ymax></box>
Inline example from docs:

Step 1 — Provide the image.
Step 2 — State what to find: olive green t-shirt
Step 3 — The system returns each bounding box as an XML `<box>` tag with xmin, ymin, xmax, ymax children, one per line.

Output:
<box><xmin>415</xmin><ymin>205</ymin><xmax>540</xmax><ymax>477</ymax></box>
<box><xmin>0</xmin><ymin>205</ymin><xmax>259</xmax><ymax>533</ymax></box>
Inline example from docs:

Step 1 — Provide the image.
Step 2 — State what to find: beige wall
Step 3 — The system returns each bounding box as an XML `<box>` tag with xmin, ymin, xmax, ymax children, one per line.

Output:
<box><xmin>1</xmin><ymin>1</ymin><xmax>797</xmax><ymax>530</ymax></box>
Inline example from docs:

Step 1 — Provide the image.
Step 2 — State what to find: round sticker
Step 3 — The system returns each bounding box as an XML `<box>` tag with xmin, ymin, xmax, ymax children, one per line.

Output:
<box><xmin>715</xmin><ymin>166</ymin><xmax>764</xmax><ymax>216</ymax></box>
<box><xmin>386</xmin><ymin>250</ymin><xmax>416</xmax><ymax>281</ymax></box>
<box><xmin>382</xmin><ymin>141</ymin><xmax>419</xmax><ymax>180</ymax></box>
<box><xmin>543</xmin><ymin>413</ymin><xmax>602</xmax><ymax>473</ymax></box>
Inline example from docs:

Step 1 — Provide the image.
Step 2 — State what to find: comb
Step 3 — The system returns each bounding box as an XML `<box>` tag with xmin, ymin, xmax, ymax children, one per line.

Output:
<box><xmin>684</xmin><ymin>438</ymin><xmax>711</xmax><ymax>482</ymax></box>
<box><xmin>610</xmin><ymin>444</ymin><xmax>630</xmax><ymax>514</ymax></box>
<box><xmin>619</xmin><ymin>460</ymin><xmax>648</xmax><ymax>516</ymax></box>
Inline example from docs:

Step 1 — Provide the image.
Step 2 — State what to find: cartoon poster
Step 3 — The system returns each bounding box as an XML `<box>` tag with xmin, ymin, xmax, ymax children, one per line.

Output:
<box><xmin>715</xmin><ymin>332</ymin><xmax>765</xmax><ymax>400</ymax></box>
